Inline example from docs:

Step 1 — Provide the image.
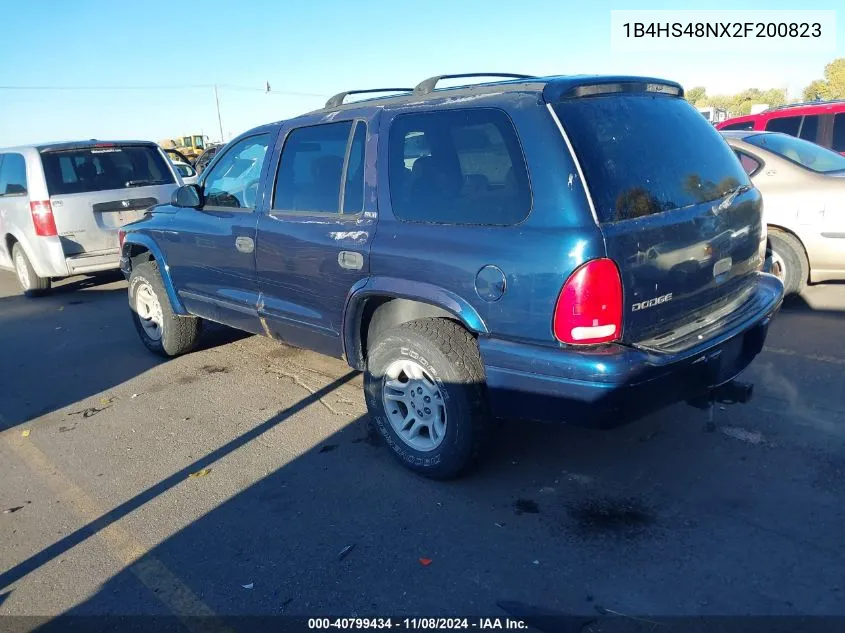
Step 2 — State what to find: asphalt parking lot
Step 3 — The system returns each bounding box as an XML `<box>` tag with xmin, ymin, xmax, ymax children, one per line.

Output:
<box><xmin>1</xmin><ymin>270</ymin><xmax>844</xmax><ymax>630</ymax></box>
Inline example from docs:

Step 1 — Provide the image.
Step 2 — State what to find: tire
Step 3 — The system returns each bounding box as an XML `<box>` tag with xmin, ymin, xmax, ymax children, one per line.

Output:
<box><xmin>12</xmin><ymin>243</ymin><xmax>50</xmax><ymax>297</ymax></box>
<box><xmin>364</xmin><ymin>318</ymin><xmax>490</xmax><ymax>480</ymax></box>
<box><xmin>128</xmin><ymin>260</ymin><xmax>201</xmax><ymax>357</ymax></box>
<box><xmin>768</xmin><ymin>230</ymin><xmax>808</xmax><ymax>296</ymax></box>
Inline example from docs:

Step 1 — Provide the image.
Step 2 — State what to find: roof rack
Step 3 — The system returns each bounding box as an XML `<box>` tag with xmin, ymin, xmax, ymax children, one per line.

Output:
<box><xmin>764</xmin><ymin>98</ymin><xmax>845</xmax><ymax>112</ymax></box>
<box><xmin>325</xmin><ymin>88</ymin><xmax>413</xmax><ymax>109</ymax></box>
<box><xmin>413</xmin><ymin>73</ymin><xmax>535</xmax><ymax>95</ymax></box>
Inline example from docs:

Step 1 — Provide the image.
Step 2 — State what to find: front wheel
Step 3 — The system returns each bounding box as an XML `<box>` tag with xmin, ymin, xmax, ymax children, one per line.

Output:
<box><xmin>364</xmin><ymin>318</ymin><xmax>491</xmax><ymax>480</ymax></box>
<box><xmin>12</xmin><ymin>243</ymin><xmax>50</xmax><ymax>297</ymax></box>
<box><xmin>128</xmin><ymin>260</ymin><xmax>201</xmax><ymax>357</ymax></box>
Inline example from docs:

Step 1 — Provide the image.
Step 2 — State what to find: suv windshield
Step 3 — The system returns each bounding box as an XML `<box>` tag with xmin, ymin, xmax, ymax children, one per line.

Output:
<box><xmin>743</xmin><ymin>132</ymin><xmax>845</xmax><ymax>174</ymax></box>
<box><xmin>41</xmin><ymin>145</ymin><xmax>175</xmax><ymax>195</ymax></box>
<box><xmin>554</xmin><ymin>95</ymin><xmax>749</xmax><ymax>223</ymax></box>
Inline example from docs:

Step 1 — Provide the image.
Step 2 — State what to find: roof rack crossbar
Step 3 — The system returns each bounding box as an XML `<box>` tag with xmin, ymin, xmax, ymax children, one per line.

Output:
<box><xmin>325</xmin><ymin>88</ymin><xmax>414</xmax><ymax>109</ymax></box>
<box><xmin>413</xmin><ymin>73</ymin><xmax>535</xmax><ymax>95</ymax></box>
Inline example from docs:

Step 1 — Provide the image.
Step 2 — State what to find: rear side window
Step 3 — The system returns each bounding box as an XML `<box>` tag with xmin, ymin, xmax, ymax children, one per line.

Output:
<box><xmin>765</xmin><ymin>116</ymin><xmax>801</xmax><ymax>136</ymax></box>
<box><xmin>721</xmin><ymin>121</ymin><xmax>755</xmax><ymax>131</ymax></box>
<box><xmin>388</xmin><ymin>108</ymin><xmax>531</xmax><ymax>225</ymax></box>
<box><xmin>0</xmin><ymin>153</ymin><xmax>28</xmax><ymax>196</ymax></box>
<box><xmin>41</xmin><ymin>145</ymin><xmax>175</xmax><ymax>195</ymax></box>
<box><xmin>735</xmin><ymin>151</ymin><xmax>761</xmax><ymax>176</ymax></box>
<box><xmin>554</xmin><ymin>96</ymin><xmax>749</xmax><ymax>223</ymax></box>
<box><xmin>273</xmin><ymin>121</ymin><xmax>358</xmax><ymax>213</ymax></box>
<box><xmin>799</xmin><ymin>115</ymin><xmax>819</xmax><ymax>142</ymax></box>
<box><xmin>343</xmin><ymin>122</ymin><xmax>367</xmax><ymax>214</ymax></box>
<box><xmin>832</xmin><ymin>113</ymin><xmax>845</xmax><ymax>153</ymax></box>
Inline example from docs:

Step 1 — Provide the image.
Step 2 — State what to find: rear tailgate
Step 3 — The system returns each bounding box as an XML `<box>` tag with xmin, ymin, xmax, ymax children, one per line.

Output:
<box><xmin>40</xmin><ymin>144</ymin><xmax>176</xmax><ymax>255</ymax></box>
<box><xmin>553</xmin><ymin>90</ymin><xmax>765</xmax><ymax>344</ymax></box>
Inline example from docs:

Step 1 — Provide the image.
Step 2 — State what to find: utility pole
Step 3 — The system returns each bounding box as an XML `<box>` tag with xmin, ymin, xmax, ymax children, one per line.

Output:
<box><xmin>214</xmin><ymin>85</ymin><xmax>224</xmax><ymax>143</ymax></box>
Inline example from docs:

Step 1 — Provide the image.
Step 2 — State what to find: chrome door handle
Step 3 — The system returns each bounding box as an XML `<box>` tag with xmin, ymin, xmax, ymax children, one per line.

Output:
<box><xmin>235</xmin><ymin>236</ymin><xmax>255</xmax><ymax>254</ymax></box>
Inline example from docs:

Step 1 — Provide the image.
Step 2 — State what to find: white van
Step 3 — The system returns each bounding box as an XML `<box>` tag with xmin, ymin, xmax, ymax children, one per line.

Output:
<box><xmin>0</xmin><ymin>140</ymin><xmax>181</xmax><ymax>296</ymax></box>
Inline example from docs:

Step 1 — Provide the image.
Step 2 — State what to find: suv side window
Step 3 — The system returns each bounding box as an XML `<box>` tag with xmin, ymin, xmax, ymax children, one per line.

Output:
<box><xmin>273</xmin><ymin>121</ymin><xmax>361</xmax><ymax>214</ymax></box>
<box><xmin>721</xmin><ymin>121</ymin><xmax>754</xmax><ymax>131</ymax></box>
<box><xmin>202</xmin><ymin>134</ymin><xmax>270</xmax><ymax>209</ymax></box>
<box><xmin>342</xmin><ymin>122</ymin><xmax>367</xmax><ymax>214</ymax></box>
<box><xmin>766</xmin><ymin>116</ymin><xmax>801</xmax><ymax>136</ymax></box>
<box><xmin>388</xmin><ymin>108</ymin><xmax>531</xmax><ymax>225</ymax></box>
<box><xmin>799</xmin><ymin>115</ymin><xmax>819</xmax><ymax>142</ymax></box>
<box><xmin>0</xmin><ymin>153</ymin><xmax>28</xmax><ymax>196</ymax></box>
<box><xmin>832</xmin><ymin>113</ymin><xmax>845</xmax><ymax>153</ymax></box>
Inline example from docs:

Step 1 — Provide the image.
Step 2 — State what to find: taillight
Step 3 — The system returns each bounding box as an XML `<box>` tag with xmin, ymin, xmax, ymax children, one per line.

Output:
<box><xmin>553</xmin><ymin>258</ymin><xmax>623</xmax><ymax>345</ymax></box>
<box><xmin>29</xmin><ymin>201</ymin><xmax>58</xmax><ymax>237</ymax></box>
<box><xmin>118</xmin><ymin>230</ymin><xmax>126</xmax><ymax>248</ymax></box>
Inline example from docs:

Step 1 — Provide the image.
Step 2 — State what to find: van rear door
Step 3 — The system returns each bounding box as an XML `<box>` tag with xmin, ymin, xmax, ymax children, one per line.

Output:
<box><xmin>552</xmin><ymin>87</ymin><xmax>765</xmax><ymax>345</ymax></box>
<box><xmin>40</xmin><ymin>143</ymin><xmax>177</xmax><ymax>256</ymax></box>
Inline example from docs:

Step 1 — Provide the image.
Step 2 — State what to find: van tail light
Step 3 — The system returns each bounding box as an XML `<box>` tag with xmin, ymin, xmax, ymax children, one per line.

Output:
<box><xmin>29</xmin><ymin>201</ymin><xmax>58</xmax><ymax>237</ymax></box>
<box><xmin>118</xmin><ymin>230</ymin><xmax>126</xmax><ymax>248</ymax></box>
<box><xmin>553</xmin><ymin>258</ymin><xmax>623</xmax><ymax>345</ymax></box>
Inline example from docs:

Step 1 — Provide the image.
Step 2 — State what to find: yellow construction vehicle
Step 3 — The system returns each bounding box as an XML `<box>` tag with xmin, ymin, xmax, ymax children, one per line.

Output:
<box><xmin>159</xmin><ymin>134</ymin><xmax>210</xmax><ymax>163</ymax></box>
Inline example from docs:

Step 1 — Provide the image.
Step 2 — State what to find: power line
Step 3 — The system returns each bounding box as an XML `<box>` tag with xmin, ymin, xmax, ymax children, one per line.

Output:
<box><xmin>0</xmin><ymin>83</ymin><xmax>327</xmax><ymax>98</ymax></box>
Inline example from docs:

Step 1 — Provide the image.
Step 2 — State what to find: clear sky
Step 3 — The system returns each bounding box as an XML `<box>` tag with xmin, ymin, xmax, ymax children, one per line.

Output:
<box><xmin>0</xmin><ymin>0</ymin><xmax>842</xmax><ymax>146</ymax></box>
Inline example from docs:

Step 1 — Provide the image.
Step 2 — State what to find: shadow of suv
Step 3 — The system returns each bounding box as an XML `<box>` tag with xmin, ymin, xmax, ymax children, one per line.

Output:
<box><xmin>119</xmin><ymin>73</ymin><xmax>783</xmax><ymax>479</ymax></box>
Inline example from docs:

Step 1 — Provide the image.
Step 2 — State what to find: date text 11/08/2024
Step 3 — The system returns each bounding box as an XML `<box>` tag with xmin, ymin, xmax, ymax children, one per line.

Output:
<box><xmin>308</xmin><ymin>618</ymin><xmax>528</xmax><ymax>630</ymax></box>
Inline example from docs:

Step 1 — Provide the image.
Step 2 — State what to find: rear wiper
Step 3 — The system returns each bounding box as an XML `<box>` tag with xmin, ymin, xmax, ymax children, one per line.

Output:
<box><xmin>713</xmin><ymin>184</ymin><xmax>751</xmax><ymax>213</ymax></box>
<box><xmin>125</xmin><ymin>179</ymin><xmax>168</xmax><ymax>187</ymax></box>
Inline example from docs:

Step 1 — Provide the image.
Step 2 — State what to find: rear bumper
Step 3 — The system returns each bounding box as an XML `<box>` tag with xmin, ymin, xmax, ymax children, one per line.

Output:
<box><xmin>18</xmin><ymin>237</ymin><xmax>119</xmax><ymax>278</ymax></box>
<box><xmin>480</xmin><ymin>274</ymin><xmax>783</xmax><ymax>427</ymax></box>
<box><xmin>21</xmin><ymin>236</ymin><xmax>70</xmax><ymax>278</ymax></box>
<box><xmin>65</xmin><ymin>249</ymin><xmax>120</xmax><ymax>275</ymax></box>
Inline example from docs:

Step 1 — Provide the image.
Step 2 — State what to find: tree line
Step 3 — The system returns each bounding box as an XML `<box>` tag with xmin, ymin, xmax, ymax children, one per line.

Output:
<box><xmin>685</xmin><ymin>57</ymin><xmax>845</xmax><ymax>116</ymax></box>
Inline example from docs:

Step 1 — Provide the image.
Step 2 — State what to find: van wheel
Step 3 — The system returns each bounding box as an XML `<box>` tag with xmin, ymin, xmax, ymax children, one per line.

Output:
<box><xmin>128</xmin><ymin>260</ymin><xmax>201</xmax><ymax>357</ymax></box>
<box><xmin>364</xmin><ymin>318</ymin><xmax>490</xmax><ymax>480</ymax></box>
<box><xmin>768</xmin><ymin>230</ymin><xmax>808</xmax><ymax>296</ymax></box>
<box><xmin>12</xmin><ymin>243</ymin><xmax>50</xmax><ymax>296</ymax></box>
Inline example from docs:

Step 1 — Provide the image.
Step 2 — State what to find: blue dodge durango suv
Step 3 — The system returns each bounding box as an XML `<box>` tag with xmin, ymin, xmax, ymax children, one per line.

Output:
<box><xmin>120</xmin><ymin>73</ymin><xmax>784</xmax><ymax>478</ymax></box>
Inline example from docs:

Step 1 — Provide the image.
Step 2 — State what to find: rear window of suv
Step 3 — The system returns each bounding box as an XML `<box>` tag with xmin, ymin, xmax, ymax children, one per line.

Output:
<box><xmin>388</xmin><ymin>108</ymin><xmax>531</xmax><ymax>225</ymax></box>
<box><xmin>554</xmin><ymin>95</ymin><xmax>749</xmax><ymax>223</ymax></box>
<box><xmin>41</xmin><ymin>145</ymin><xmax>175</xmax><ymax>195</ymax></box>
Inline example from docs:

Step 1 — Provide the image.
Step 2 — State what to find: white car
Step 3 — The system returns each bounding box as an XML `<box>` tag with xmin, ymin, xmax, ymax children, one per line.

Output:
<box><xmin>722</xmin><ymin>130</ymin><xmax>845</xmax><ymax>295</ymax></box>
<box><xmin>171</xmin><ymin>160</ymin><xmax>198</xmax><ymax>185</ymax></box>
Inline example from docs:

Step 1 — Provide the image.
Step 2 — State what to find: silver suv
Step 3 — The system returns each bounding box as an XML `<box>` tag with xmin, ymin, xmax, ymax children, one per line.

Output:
<box><xmin>0</xmin><ymin>140</ymin><xmax>180</xmax><ymax>296</ymax></box>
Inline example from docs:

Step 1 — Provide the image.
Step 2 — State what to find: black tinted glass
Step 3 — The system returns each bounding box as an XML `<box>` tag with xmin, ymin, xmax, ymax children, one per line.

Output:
<box><xmin>766</xmin><ymin>116</ymin><xmax>801</xmax><ymax>136</ymax></box>
<box><xmin>832</xmin><ymin>113</ymin><xmax>845</xmax><ymax>153</ymax></box>
<box><xmin>554</xmin><ymin>96</ymin><xmax>749</xmax><ymax>223</ymax></box>
<box><xmin>42</xmin><ymin>145</ymin><xmax>175</xmax><ymax>195</ymax></box>
<box><xmin>799</xmin><ymin>115</ymin><xmax>819</xmax><ymax>141</ymax></box>
<box><xmin>721</xmin><ymin>121</ymin><xmax>754</xmax><ymax>131</ymax></box>
<box><xmin>388</xmin><ymin>108</ymin><xmax>531</xmax><ymax>225</ymax></box>
<box><xmin>273</xmin><ymin>122</ymin><xmax>352</xmax><ymax>213</ymax></box>
<box><xmin>0</xmin><ymin>153</ymin><xmax>28</xmax><ymax>195</ymax></box>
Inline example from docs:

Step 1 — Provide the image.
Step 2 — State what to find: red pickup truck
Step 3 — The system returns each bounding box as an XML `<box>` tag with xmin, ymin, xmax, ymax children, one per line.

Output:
<box><xmin>716</xmin><ymin>100</ymin><xmax>845</xmax><ymax>155</ymax></box>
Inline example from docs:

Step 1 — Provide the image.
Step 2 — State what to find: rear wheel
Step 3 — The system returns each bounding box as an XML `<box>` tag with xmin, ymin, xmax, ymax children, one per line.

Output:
<box><xmin>12</xmin><ymin>243</ymin><xmax>50</xmax><ymax>297</ymax></box>
<box><xmin>768</xmin><ymin>230</ymin><xmax>808</xmax><ymax>296</ymax></box>
<box><xmin>129</xmin><ymin>260</ymin><xmax>201</xmax><ymax>357</ymax></box>
<box><xmin>364</xmin><ymin>318</ymin><xmax>490</xmax><ymax>479</ymax></box>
